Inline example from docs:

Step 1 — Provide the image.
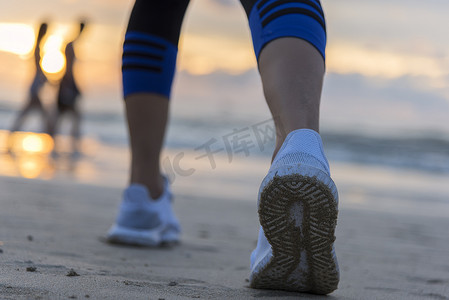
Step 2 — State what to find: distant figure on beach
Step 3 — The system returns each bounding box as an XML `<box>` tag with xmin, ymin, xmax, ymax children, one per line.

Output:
<box><xmin>10</xmin><ymin>22</ymin><xmax>50</xmax><ymax>134</ymax></box>
<box><xmin>106</xmin><ymin>0</ymin><xmax>339</xmax><ymax>295</ymax></box>
<box><xmin>48</xmin><ymin>21</ymin><xmax>86</xmax><ymax>155</ymax></box>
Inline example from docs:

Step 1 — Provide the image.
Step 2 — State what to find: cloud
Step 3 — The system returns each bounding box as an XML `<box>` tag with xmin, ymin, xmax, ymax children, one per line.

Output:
<box><xmin>321</xmin><ymin>72</ymin><xmax>449</xmax><ymax>133</ymax></box>
<box><xmin>327</xmin><ymin>42</ymin><xmax>449</xmax><ymax>81</ymax></box>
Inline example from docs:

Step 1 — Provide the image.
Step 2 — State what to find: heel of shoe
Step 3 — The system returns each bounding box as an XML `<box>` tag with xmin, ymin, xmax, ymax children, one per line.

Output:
<box><xmin>252</xmin><ymin>165</ymin><xmax>339</xmax><ymax>294</ymax></box>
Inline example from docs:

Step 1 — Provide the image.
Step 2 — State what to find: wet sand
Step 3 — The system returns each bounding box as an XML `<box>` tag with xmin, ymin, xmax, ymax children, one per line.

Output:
<box><xmin>1</xmin><ymin>173</ymin><xmax>449</xmax><ymax>299</ymax></box>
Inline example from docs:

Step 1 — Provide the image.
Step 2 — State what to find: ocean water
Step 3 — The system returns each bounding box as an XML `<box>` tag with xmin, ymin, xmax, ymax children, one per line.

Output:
<box><xmin>1</xmin><ymin>69</ymin><xmax>448</xmax><ymax>178</ymax></box>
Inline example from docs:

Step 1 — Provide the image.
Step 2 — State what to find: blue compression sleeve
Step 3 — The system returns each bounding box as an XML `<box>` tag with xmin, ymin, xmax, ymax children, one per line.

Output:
<box><xmin>248</xmin><ymin>0</ymin><xmax>327</xmax><ymax>60</ymax></box>
<box><xmin>122</xmin><ymin>31</ymin><xmax>178</xmax><ymax>98</ymax></box>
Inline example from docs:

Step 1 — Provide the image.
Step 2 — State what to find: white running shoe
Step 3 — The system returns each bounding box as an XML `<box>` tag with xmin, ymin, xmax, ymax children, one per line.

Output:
<box><xmin>249</xmin><ymin>129</ymin><xmax>339</xmax><ymax>294</ymax></box>
<box><xmin>106</xmin><ymin>178</ymin><xmax>181</xmax><ymax>246</ymax></box>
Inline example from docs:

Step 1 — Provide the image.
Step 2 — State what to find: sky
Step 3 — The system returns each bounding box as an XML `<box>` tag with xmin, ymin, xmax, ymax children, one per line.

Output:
<box><xmin>0</xmin><ymin>0</ymin><xmax>448</xmax><ymax>136</ymax></box>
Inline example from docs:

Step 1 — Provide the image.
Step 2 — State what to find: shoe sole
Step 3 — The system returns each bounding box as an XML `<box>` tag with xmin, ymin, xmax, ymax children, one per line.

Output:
<box><xmin>106</xmin><ymin>224</ymin><xmax>181</xmax><ymax>247</ymax></box>
<box><xmin>106</xmin><ymin>224</ymin><xmax>162</xmax><ymax>247</ymax></box>
<box><xmin>250</xmin><ymin>165</ymin><xmax>339</xmax><ymax>294</ymax></box>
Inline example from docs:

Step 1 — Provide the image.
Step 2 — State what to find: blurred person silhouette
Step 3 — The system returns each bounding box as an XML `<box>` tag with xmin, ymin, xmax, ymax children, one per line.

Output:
<box><xmin>48</xmin><ymin>21</ymin><xmax>86</xmax><ymax>156</ymax></box>
<box><xmin>9</xmin><ymin>22</ymin><xmax>50</xmax><ymax>134</ymax></box>
<box><xmin>106</xmin><ymin>0</ymin><xmax>339</xmax><ymax>295</ymax></box>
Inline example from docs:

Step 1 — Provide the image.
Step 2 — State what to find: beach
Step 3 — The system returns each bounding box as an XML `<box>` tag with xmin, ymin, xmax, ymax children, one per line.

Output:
<box><xmin>1</xmin><ymin>0</ymin><xmax>449</xmax><ymax>297</ymax></box>
<box><xmin>1</xmin><ymin>146</ymin><xmax>449</xmax><ymax>299</ymax></box>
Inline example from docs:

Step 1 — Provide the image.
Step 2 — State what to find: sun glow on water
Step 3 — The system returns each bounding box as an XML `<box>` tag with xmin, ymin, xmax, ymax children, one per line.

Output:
<box><xmin>21</xmin><ymin>134</ymin><xmax>45</xmax><ymax>153</ymax></box>
<box><xmin>15</xmin><ymin>132</ymin><xmax>54</xmax><ymax>154</ymax></box>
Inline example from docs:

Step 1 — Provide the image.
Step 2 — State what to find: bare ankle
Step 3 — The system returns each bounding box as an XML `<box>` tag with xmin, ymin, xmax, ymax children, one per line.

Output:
<box><xmin>147</xmin><ymin>176</ymin><xmax>164</xmax><ymax>199</ymax></box>
<box><xmin>130</xmin><ymin>175</ymin><xmax>164</xmax><ymax>200</ymax></box>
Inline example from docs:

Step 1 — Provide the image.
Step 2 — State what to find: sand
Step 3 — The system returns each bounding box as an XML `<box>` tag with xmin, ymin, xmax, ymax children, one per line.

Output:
<box><xmin>0</xmin><ymin>174</ymin><xmax>449</xmax><ymax>299</ymax></box>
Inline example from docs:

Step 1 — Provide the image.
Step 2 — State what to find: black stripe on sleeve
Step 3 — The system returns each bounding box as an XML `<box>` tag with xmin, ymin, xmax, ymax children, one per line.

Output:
<box><xmin>122</xmin><ymin>51</ymin><xmax>164</xmax><ymax>62</ymax></box>
<box><xmin>124</xmin><ymin>39</ymin><xmax>167</xmax><ymax>51</ymax></box>
<box><xmin>122</xmin><ymin>64</ymin><xmax>163</xmax><ymax>73</ymax></box>
<box><xmin>261</xmin><ymin>7</ymin><xmax>326</xmax><ymax>30</ymax></box>
<box><xmin>259</xmin><ymin>0</ymin><xmax>324</xmax><ymax>19</ymax></box>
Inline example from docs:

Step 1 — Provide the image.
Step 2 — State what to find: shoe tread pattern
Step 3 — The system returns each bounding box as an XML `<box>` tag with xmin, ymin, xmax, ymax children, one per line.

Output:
<box><xmin>251</xmin><ymin>174</ymin><xmax>339</xmax><ymax>294</ymax></box>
